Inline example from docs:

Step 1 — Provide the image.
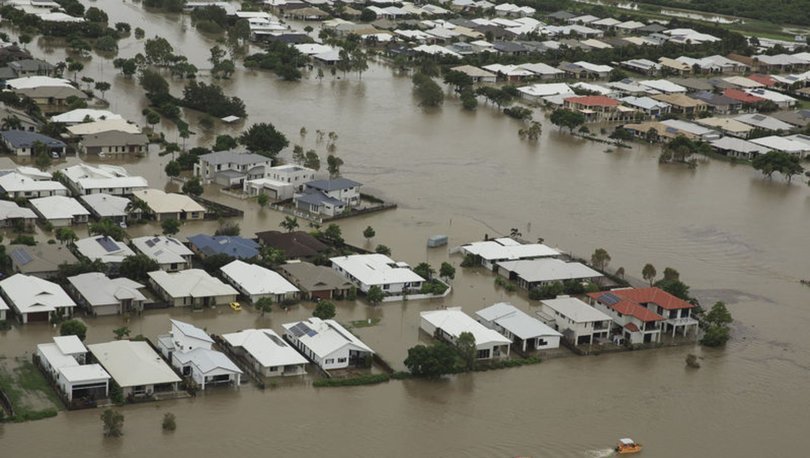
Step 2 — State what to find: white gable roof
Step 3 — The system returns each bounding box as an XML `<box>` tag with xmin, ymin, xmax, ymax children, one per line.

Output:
<box><xmin>461</xmin><ymin>237</ymin><xmax>559</xmax><ymax>261</ymax></box>
<box><xmin>74</xmin><ymin>236</ymin><xmax>134</xmax><ymax>264</ymax></box>
<box><xmin>542</xmin><ymin>296</ymin><xmax>612</xmax><ymax>323</ymax></box>
<box><xmin>330</xmin><ymin>254</ymin><xmax>424</xmax><ymax>286</ymax></box>
<box><xmin>29</xmin><ymin>195</ymin><xmax>89</xmax><ymax>220</ymax></box>
<box><xmin>88</xmin><ymin>340</ymin><xmax>181</xmax><ymax>388</ymax></box>
<box><xmin>0</xmin><ymin>273</ymin><xmax>75</xmax><ymax>315</ymax></box>
<box><xmin>475</xmin><ymin>303</ymin><xmax>562</xmax><ymax>340</ymax></box>
<box><xmin>222</xmin><ymin>328</ymin><xmax>308</xmax><ymax>368</ymax></box>
<box><xmin>148</xmin><ymin>269</ymin><xmax>238</xmax><ymax>299</ymax></box>
<box><xmin>282</xmin><ymin>317</ymin><xmax>373</xmax><ymax>358</ymax></box>
<box><xmin>173</xmin><ymin>347</ymin><xmax>242</xmax><ymax>375</ymax></box>
<box><xmin>131</xmin><ymin>235</ymin><xmax>193</xmax><ymax>265</ymax></box>
<box><xmin>421</xmin><ymin>308</ymin><xmax>511</xmax><ymax>348</ymax></box>
<box><xmin>67</xmin><ymin>272</ymin><xmax>146</xmax><ymax>307</ymax></box>
<box><xmin>170</xmin><ymin>319</ymin><xmax>214</xmax><ymax>343</ymax></box>
<box><xmin>131</xmin><ymin>189</ymin><xmax>206</xmax><ymax>215</ymax></box>
<box><xmin>220</xmin><ymin>260</ymin><xmax>299</xmax><ymax>296</ymax></box>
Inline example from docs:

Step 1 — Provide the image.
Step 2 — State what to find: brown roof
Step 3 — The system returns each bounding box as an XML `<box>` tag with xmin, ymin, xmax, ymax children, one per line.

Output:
<box><xmin>278</xmin><ymin>261</ymin><xmax>352</xmax><ymax>292</ymax></box>
<box><xmin>254</xmin><ymin>231</ymin><xmax>328</xmax><ymax>259</ymax></box>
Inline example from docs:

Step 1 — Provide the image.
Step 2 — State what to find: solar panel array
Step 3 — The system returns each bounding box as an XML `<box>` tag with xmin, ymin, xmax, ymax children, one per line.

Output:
<box><xmin>290</xmin><ymin>322</ymin><xmax>317</xmax><ymax>338</ymax></box>
<box><xmin>97</xmin><ymin>237</ymin><xmax>120</xmax><ymax>253</ymax></box>
<box><xmin>10</xmin><ymin>248</ymin><xmax>32</xmax><ymax>266</ymax></box>
<box><xmin>600</xmin><ymin>292</ymin><xmax>621</xmax><ymax>306</ymax></box>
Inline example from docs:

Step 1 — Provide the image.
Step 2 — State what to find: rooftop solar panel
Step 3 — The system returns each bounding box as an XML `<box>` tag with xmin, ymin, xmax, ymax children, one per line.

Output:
<box><xmin>96</xmin><ymin>236</ymin><xmax>120</xmax><ymax>253</ymax></box>
<box><xmin>600</xmin><ymin>292</ymin><xmax>621</xmax><ymax>306</ymax></box>
<box><xmin>10</xmin><ymin>248</ymin><xmax>32</xmax><ymax>266</ymax></box>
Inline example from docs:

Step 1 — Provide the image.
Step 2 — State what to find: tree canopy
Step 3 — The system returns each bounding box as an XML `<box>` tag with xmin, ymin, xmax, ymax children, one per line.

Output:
<box><xmin>239</xmin><ymin>123</ymin><xmax>288</xmax><ymax>158</ymax></box>
<box><xmin>752</xmin><ymin>151</ymin><xmax>805</xmax><ymax>182</ymax></box>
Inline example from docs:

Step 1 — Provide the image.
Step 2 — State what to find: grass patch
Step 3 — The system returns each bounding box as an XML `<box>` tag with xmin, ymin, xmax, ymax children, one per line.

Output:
<box><xmin>348</xmin><ymin>318</ymin><xmax>381</xmax><ymax>328</ymax></box>
<box><xmin>313</xmin><ymin>373</ymin><xmax>390</xmax><ymax>387</ymax></box>
<box><xmin>0</xmin><ymin>357</ymin><xmax>61</xmax><ymax>422</ymax></box>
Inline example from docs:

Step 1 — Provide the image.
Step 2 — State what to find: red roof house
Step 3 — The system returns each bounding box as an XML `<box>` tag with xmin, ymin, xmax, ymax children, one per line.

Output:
<box><xmin>723</xmin><ymin>88</ymin><xmax>766</xmax><ymax>104</ymax></box>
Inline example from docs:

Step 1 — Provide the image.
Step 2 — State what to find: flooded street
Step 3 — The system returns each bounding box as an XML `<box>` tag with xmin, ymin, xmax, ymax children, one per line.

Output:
<box><xmin>2</xmin><ymin>2</ymin><xmax>810</xmax><ymax>456</ymax></box>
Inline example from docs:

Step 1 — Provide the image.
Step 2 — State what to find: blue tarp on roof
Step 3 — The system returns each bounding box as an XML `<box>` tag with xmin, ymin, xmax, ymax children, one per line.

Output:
<box><xmin>187</xmin><ymin>234</ymin><xmax>259</xmax><ymax>259</ymax></box>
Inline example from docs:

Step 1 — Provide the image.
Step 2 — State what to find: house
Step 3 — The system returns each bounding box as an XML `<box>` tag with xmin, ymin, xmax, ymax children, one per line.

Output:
<box><xmin>157</xmin><ymin>320</ymin><xmax>242</xmax><ymax>389</ymax></box>
<box><xmin>67</xmin><ymin>272</ymin><xmax>146</xmax><ymax>316</ymax></box>
<box><xmin>131</xmin><ymin>235</ymin><xmax>193</xmax><ymax>271</ymax></box>
<box><xmin>7</xmin><ymin>58</ymin><xmax>54</xmax><ymax>77</ymax></box>
<box><xmin>772</xmin><ymin>110</ymin><xmax>810</xmax><ymax>128</ymax></box>
<box><xmin>496</xmin><ymin>258</ymin><xmax>603</xmax><ymax>290</ymax></box>
<box><xmin>0</xmin><ymin>103</ymin><xmax>41</xmax><ymax>132</ymax></box>
<box><xmin>539</xmin><ymin>296</ymin><xmax>612</xmax><ymax>346</ymax></box>
<box><xmin>330</xmin><ymin>253</ymin><xmax>424</xmax><ymax>294</ymax></box>
<box><xmin>745</xmin><ymin>88</ymin><xmax>797</xmax><ymax>108</ymax></box>
<box><xmin>29</xmin><ymin>195</ymin><xmax>90</xmax><ymax>226</ymax></box>
<box><xmin>640</xmin><ymin>79</ymin><xmax>687</xmax><ymax>94</ymax></box>
<box><xmin>130</xmin><ymin>189</ymin><xmax>206</xmax><ymax>221</ymax></box>
<box><xmin>651</xmin><ymin>93</ymin><xmax>708</xmax><ymax>116</ymax></box>
<box><xmin>475</xmin><ymin>303</ymin><xmax>561</xmax><ymax>352</ymax></box>
<box><xmin>450</xmin><ymin>65</ymin><xmax>497</xmax><ymax>83</ymax></box>
<box><xmin>623</xmin><ymin>121</ymin><xmax>698</xmax><ymax>142</ymax></box>
<box><xmin>482</xmin><ymin>64</ymin><xmax>535</xmax><ymax>82</ymax></box>
<box><xmin>564</xmin><ymin>96</ymin><xmax>632</xmax><ymax>122</ymax></box>
<box><xmin>660</xmin><ymin>119</ymin><xmax>720</xmax><ymax>141</ymax></box>
<box><xmin>589</xmin><ymin>288</ymin><xmax>698</xmax><ymax>340</ymax></box>
<box><xmin>65</xmin><ymin>118</ymin><xmax>141</xmax><ymax>137</ymax></box>
<box><xmin>709</xmin><ymin>136</ymin><xmax>769</xmax><ymax>160</ymax></box>
<box><xmin>735</xmin><ymin>113</ymin><xmax>794</xmax><ymax>133</ymax></box>
<box><xmin>722</xmin><ymin>88</ymin><xmax>766</xmax><ymax>107</ymax></box>
<box><xmin>79</xmin><ymin>193</ymin><xmax>132</xmax><ymax>225</ymax></box>
<box><xmin>11</xmin><ymin>85</ymin><xmax>87</xmax><ymax>114</ymax></box>
<box><xmin>0</xmin><ymin>273</ymin><xmax>75</xmax><ymax>323</ymax></box>
<box><xmin>620</xmin><ymin>96</ymin><xmax>671</xmax><ymax>118</ymax></box>
<box><xmin>60</xmin><ymin>164</ymin><xmax>148</xmax><ymax>196</ymax></box>
<box><xmin>0</xmin><ymin>130</ymin><xmax>66</xmax><ymax>156</ymax></box>
<box><xmin>518</xmin><ymin>63</ymin><xmax>565</xmax><ymax>80</ymax></box>
<box><xmin>657</xmin><ymin>57</ymin><xmax>692</xmax><ymax>75</ymax></box>
<box><xmin>0</xmin><ymin>172</ymin><xmax>68</xmax><ymax>199</ymax></box>
<box><xmin>255</xmin><ymin>230</ymin><xmax>329</xmax><ymax>260</ymax></box>
<box><xmin>220</xmin><ymin>260</ymin><xmax>299</xmax><ymax>303</ymax></box>
<box><xmin>36</xmin><ymin>336</ymin><xmax>110</xmax><ymax>403</ymax></box>
<box><xmin>78</xmin><ymin>130</ymin><xmax>149</xmax><ymax>156</ymax></box>
<box><xmin>0</xmin><ymin>200</ymin><xmax>36</xmax><ymax>229</ymax></box>
<box><xmin>420</xmin><ymin>308</ymin><xmax>511</xmax><ymax>360</ymax></box>
<box><xmin>620</xmin><ymin>58</ymin><xmax>660</xmax><ymax>75</ymax></box>
<box><xmin>278</xmin><ymin>261</ymin><xmax>353</xmax><ymax>300</ymax></box>
<box><xmin>587</xmin><ymin>290</ymin><xmax>664</xmax><ymax>344</ymax></box>
<box><xmin>222</xmin><ymin>328</ymin><xmax>308</xmax><ymax>377</ymax></box>
<box><xmin>73</xmin><ymin>236</ymin><xmax>135</xmax><ymax>272</ymax></box>
<box><xmin>187</xmin><ymin>234</ymin><xmax>259</xmax><ymax>260</ymax></box>
<box><xmin>558</xmin><ymin>61</ymin><xmax>612</xmax><ymax>79</ymax></box>
<box><xmin>750</xmin><ymin>136</ymin><xmax>810</xmax><ymax>158</ymax></box>
<box><xmin>148</xmin><ymin>269</ymin><xmax>238</xmax><ymax>308</ymax></box>
<box><xmin>689</xmin><ymin>91</ymin><xmax>742</xmax><ymax>114</ymax></box>
<box><xmin>459</xmin><ymin>237</ymin><xmax>559</xmax><ymax>271</ymax></box>
<box><xmin>50</xmin><ymin>109</ymin><xmax>123</xmax><ymax>125</ymax></box>
<box><xmin>294</xmin><ymin>178</ymin><xmax>362</xmax><ymax>217</ymax></box>
<box><xmin>88</xmin><ymin>340</ymin><xmax>181</xmax><ymax>399</ymax></box>
<box><xmin>243</xmin><ymin>164</ymin><xmax>317</xmax><ymax>199</ymax></box>
<box><xmin>7</xmin><ymin>243</ymin><xmax>78</xmax><ymax>278</ymax></box>
<box><xmin>193</xmin><ymin>150</ymin><xmax>273</xmax><ymax>185</ymax></box>
<box><xmin>695</xmin><ymin>117</ymin><xmax>754</xmax><ymax>139</ymax></box>
<box><xmin>282</xmin><ymin>317</ymin><xmax>374</xmax><ymax>370</ymax></box>
<box><xmin>517</xmin><ymin>83</ymin><xmax>574</xmax><ymax>100</ymax></box>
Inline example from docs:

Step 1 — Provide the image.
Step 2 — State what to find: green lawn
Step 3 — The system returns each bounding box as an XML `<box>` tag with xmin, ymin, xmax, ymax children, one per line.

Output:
<box><xmin>0</xmin><ymin>357</ymin><xmax>61</xmax><ymax>422</ymax></box>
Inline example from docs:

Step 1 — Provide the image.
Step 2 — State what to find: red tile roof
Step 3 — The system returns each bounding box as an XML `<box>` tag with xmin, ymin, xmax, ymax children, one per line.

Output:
<box><xmin>723</xmin><ymin>88</ymin><xmax>765</xmax><ymax>104</ymax></box>
<box><xmin>609</xmin><ymin>287</ymin><xmax>694</xmax><ymax>311</ymax></box>
<box><xmin>564</xmin><ymin>95</ymin><xmax>619</xmax><ymax>107</ymax></box>
<box><xmin>746</xmin><ymin>73</ymin><xmax>776</xmax><ymax>87</ymax></box>
<box><xmin>624</xmin><ymin>323</ymin><xmax>640</xmax><ymax>332</ymax></box>
<box><xmin>587</xmin><ymin>290</ymin><xmax>666</xmax><ymax>322</ymax></box>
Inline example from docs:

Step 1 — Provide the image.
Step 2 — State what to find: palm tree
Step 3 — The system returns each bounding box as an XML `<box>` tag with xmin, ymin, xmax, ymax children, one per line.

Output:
<box><xmin>1</xmin><ymin>116</ymin><xmax>22</xmax><ymax>130</ymax></box>
<box><xmin>125</xmin><ymin>199</ymin><xmax>151</xmax><ymax>220</ymax></box>
<box><xmin>279</xmin><ymin>216</ymin><xmax>299</xmax><ymax>232</ymax></box>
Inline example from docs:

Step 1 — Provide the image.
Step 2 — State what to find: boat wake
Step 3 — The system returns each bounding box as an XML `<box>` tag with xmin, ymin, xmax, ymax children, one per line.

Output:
<box><xmin>585</xmin><ymin>448</ymin><xmax>615</xmax><ymax>458</ymax></box>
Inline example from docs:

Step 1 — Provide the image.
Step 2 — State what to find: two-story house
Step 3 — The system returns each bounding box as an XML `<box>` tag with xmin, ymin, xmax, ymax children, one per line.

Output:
<box><xmin>194</xmin><ymin>150</ymin><xmax>272</xmax><ymax>186</ymax></box>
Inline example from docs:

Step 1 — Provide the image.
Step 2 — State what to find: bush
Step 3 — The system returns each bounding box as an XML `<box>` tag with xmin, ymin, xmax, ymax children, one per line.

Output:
<box><xmin>312</xmin><ymin>373</ymin><xmax>389</xmax><ymax>387</ymax></box>
<box><xmin>700</xmin><ymin>324</ymin><xmax>730</xmax><ymax>347</ymax></box>
<box><xmin>162</xmin><ymin>412</ymin><xmax>176</xmax><ymax>431</ymax></box>
<box><xmin>420</xmin><ymin>279</ymin><xmax>448</xmax><ymax>295</ymax></box>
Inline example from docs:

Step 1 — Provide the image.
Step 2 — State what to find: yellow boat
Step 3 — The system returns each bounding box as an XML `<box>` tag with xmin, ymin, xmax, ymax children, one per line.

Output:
<box><xmin>615</xmin><ymin>438</ymin><xmax>642</xmax><ymax>454</ymax></box>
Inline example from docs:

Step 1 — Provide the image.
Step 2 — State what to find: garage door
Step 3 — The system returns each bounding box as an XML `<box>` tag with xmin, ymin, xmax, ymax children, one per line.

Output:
<box><xmin>27</xmin><ymin>312</ymin><xmax>49</xmax><ymax>322</ymax></box>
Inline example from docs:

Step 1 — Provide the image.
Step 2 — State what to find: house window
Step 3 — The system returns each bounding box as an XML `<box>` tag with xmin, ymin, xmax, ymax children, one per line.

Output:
<box><xmin>476</xmin><ymin>349</ymin><xmax>490</xmax><ymax>359</ymax></box>
<box><xmin>337</xmin><ymin>357</ymin><xmax>347</xmax><ymax>363</ymax></box>
<box><xmin>325</xmin><ymin>358</ymin><xmax>334</xmax><ymax>364</ymax></box>
<box><xmin>269</xmin><ymin>366</ymin><xmax>278</xmax><ymax>372</ymax></box>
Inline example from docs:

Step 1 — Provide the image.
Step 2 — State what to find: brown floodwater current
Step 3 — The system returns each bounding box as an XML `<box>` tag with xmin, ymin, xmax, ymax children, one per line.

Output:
<box><xmin>1</xmin><ymin>2</ymin><xmax>810</xmax><ymax>456</ymax></box>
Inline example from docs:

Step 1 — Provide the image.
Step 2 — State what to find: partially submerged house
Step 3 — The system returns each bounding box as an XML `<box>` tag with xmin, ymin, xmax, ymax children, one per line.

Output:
<box><xmin>157</xmin><ymin>320</ymin><xmax>242</xmax><ymax>389</ymax></box>
<box><xmin>194</xmin><ymin>150</ymin><xmax>272</xmax><ymax>185</ymax></box>
<box><xmin>36</xmin><ymin>336</ymin><xmax>110</xmax><ymax>403</ymax></box>
<box><xmin>187</xmin><ymin>234</ymin><xmax>260</xmax><ymax>260</ymax></box>
<box><xmin>459</xmin><ymin>237</ymin><xmax>559</xmax><ymax>271</ymax></box>
<box><xmin>73</xmin><ymin>236</ymin><xmax>134</xmax><ymax>272</ymax></box>
<box><xmin>130</xmin><ymin>189</ymin><xmax>206</xmax><ymax>221</ymax></box>
<box><xmin>29</xmin><ymin>195</ymin><xmax>90</xmax><ymax>226</ymax></box>
<box><xmin>131</xmin><ymin>235</ymin><xmax>193</xmax><ymax>271</ymax></box>
<box><xmin>475</xmin><ymin>302</ymin><xmax>561</xmax><ymax>352</ymax></box>
<box><xmin>496</xmin><ymin>259</ymin><xmax>603</xmax><ymax>290</ymax></box>
<box><xmin>278</xmin><ymin>261</ymin><xmax>353</xmax><ymax>300</ymax></box>
<box><xmin>220</xmin><ymin>260</ymin><xmax>299</xmax><ymax>303</ymax></box>
<box><xmin>79</xmin><ymin>193</ymin><xmax>132</xmax><ymax>225</ymax></box>
<box><xmin>420</xmin><ymin>307</ymin><xmax>511</xmax><ymax>360</ymax></box>
<box><xmin>8</xmin><ymin>243</ymin><xmax>78</xmax><ymax>278</ymax></box>
<box><xmin>539</xmin><ymin>296</ymin><xmax>612</xmax><ymax>346</ymax></box>
<box><xmin>148</xmin><ymin>269</ymin><xmax>238</xmax><ymax>308</ymax></box>
<box><xmin>0</xmin><ymin>130</ymin><xmax>66</xmax><ymax>156</ymax></box>
<box><xmin>254</xmin><ymin>230</ymin><xmax>329</xmax><ymax>260</ymax></box>
<box><xmin>60</xmin><ymin>163</ymin><xmax>148</xmax><ymax>196</ymax></box>
<box><xmin>294</xmin><ymin>178</ymin><xmax>362</xmax><ymax>217</ymax></box>
<box><xmin>282</xmin><ymin>317</ymin><xmax>375</xmax><ymax>370</ymax></box>
<box><xmin>0</xmin><ymin>273</ymin><xmax>76</xmax><ymax>323</ymax></box>
<box><xmin>88</xmin><ymin>340</ymin><xmax>181</xmax><ymax>399</ymax></box>
<box><xmin>588</xmin><ymin>288</ymin><xmax>698</xmax><ymax>340</ymax></box>
<box><xmin>67</xmin><ymin>272</ymin><xmax>147</xmax><ymax>316</ymax></box>
<box><xmin>0</xmin><ymin>172</ymin><xmax>68</xmax><ymax>199</ymax></box>
<box><xmin>330</xmin><ymin>253</ymin><xmax>424</xmax><ymax>294</ymax></box>
<box><xmin>222</xmin><ymin>328</ymin><xmax>308</xmax><ymax>377</ymax></box>
<box><xmin>0</xmin><ymin>199</ymin><xmax>36</xmax><ymax>229</ymax></box>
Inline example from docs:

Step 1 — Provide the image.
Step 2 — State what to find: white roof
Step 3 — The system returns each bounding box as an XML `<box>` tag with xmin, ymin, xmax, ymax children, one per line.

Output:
<box><xmin>571</xmin><ymin>82</ymin><xmax>613</xmax><ymax>96</ymax></box>
<box><xmin>131</xmin><ymin>189</ymin><xmax>206</xmax><ymax>215</ymax></box>
<box><xmin>475</xmin><ymin>303</ymin><xmax>562</xmax><ymax>340</ymax></box>
<box><xmin>79</xmin><ymin>193</ymin><xmax>131</xmax><ymax>218</ymax></box>
<box><xmin>735</xmin><ymin>113</ymin><xmax>794</xmax><ymax>131</ymax></box>
<box><xmin>220</xmin><ymin>260</ymin><xmax>299</xmax><ymax>296</ymax></box>
<box><xmin>29</xmin><ymin>196</ymin><xmax>90</xmax><ymax>221</ymax></box>
<box><xmin>60</xmin><ymin>163</ymin><xmax>148</xmax><ymax>192</ymax></box>
<box><xmin>88</xmin><ymin>340</ymin><xmax>181</xmax><ymax>388</ymax></box>
<box><xmin>573</xmin><ymin>61</ymin><xmax>612</xmax><ymax>73</ymax></box>
<box><xmin>5</xmin><ymin>76</ymin><xmax>72</xmax><ymax>89</ymax></box>
<box><xmin>570</xmin><ymin>14</ymin><xmax>599</xmax><ymax>23</ymax></box>
<box><xmin>66</xmin><ymin>118</ymin><xmax>141</xmax><ymax>136</ymax></box>
<box><xmin>11</xmin><ymin>166</ymin><xmax>52</xmax><ymax>181</ymax></box>
<box><xmin>412</xmin><ymin>44</ymin><xmax>461</xmax><ymax>58</ymax></box>
<box><xmin>74</xmin><ymin>236</ymin><xmax>135</xmax><ymax>264</ymax></box>
<box><xmin>518</xmin><ymin>62</ymin><xmax>564</xmax><ymax>75</ymax></box>
<box><xmin>0</xmin><ymin>200</ymin><xmax>36</xmax><ymax>221</ymax></box>
<box><xmin>639</xmin><ymin>80</ymin><xmax>687</xmax><ymax>93</ymax></box>
<box><xmin>482</xmin><ymin>64</ymin><xmax>533</xmax><ymax>77</ymax></box>
<box><xmin>173</xmin><ymin>347</ymin><xmax>241</xmax><ymax>375</ymax></box>
<box><xmin>0</xmin><ymin>173</ymin><xmax>67</xmax><ymax>194</ymax></box>
<box><xmin>147</xmin><ymin>269</ymin><xmax>238</xmax><ymax>299</ymax></box>
<box><xmin>53</xmin><ymin>335</ymin><xmax>86</xmax><ymax>355</ymax></box>
<box><xmin>0</xmin><ymin>296</ymin><xmax>7</xmax><ymax>311</ymax></box>
<box><xmin>518</xmin><ymin>83</ymin><xmax>574</xmax><ymax>98</ymax></box>
<box><xmin>616</xmin><ymin>20</ymin><xmax>644</xmax><ymax>29</ymax></box>
<box><xmin>59</xmin><ymin>364</ymin><xmax>110</xmax><ymax>383</ymax></box>
<box><xmin>330</xmin><ymin>254</ymin><xmax>424</xmax><ymax>286</ymax></box>
<box><xmin>621</xmin><ymin>96</ymin><xmax>670</xmax><ymax>111</ymax></box>
<box><xmin>222</xmin><ymin>328</ymin><xmax>308</xmax><ymax>368</ymax></box>
<box><xmin>37</xmin><ymin>342</ymin><xmax>80</xmax><ymax>370</ymax></box>
<box><xmin>50</xmin><ymin>109</ymin><xmax>123</xmax><ymax>124</ymax></box>
<box><xmin>420</xmin><ymin>308</ymin><xmax>511</xmax><ymax>348</ymax></box>
<box><xmin>0</xmin><ymin>273</ymin><xmax>75</xmax><ymax>315</ymax></box>
<box><xmin>750</xmin><ymin>136</ymin><xmax>810</xmax><ymax>154</ymax></box>
<box><xmin>542</xmin><ymin>296</ymin><xmax>612</xmax><ymax>323</ymax></box>
<box><xmin>67</xmin><ymin>272</ymin><xmax>146</xmax><ymax>307</ymax></box>
<box><xmin>294</xmin><ymin>43</ymin><xmax>336</xmax><ymax>55</ymax></box>
<box><xmin>660</xmin><ymin>119</ymin><xmax>718</xmax><ymax>137</ymax></box>
<box><xmin>581</xmin><ymin>39</ymin><xmax>612</xmax><ymax>49</ymax></box>
<box><xmin>38</xmin><ymin>12</ymin><xmax>84</xmax><ymax>22</ymax></box>
<box><xmin>709</xmin><ymin>137</ymin><xmax>768</xmax><ymax>154</ymax></box>
<box><xmin>461</xmin><ymin>237</ymin><xmax>559</xmax><ymax>262</ymax></box>
<box><xmin>132</xmin><ymin>235</ymin><xmax>193</xmax><ymax>265</ymax></box>
<box><xmin>592</xmin><ymin>17</ymin><xmax>621</xmax><ymax>27</ymax></box>
<box><xmin>497</xmin><ymin>258</ymin><xmax>602</xmax><ymax>283</ymax></box>
<box><xmin>283</xmin><ymin>317</ymin><xmax>373</xmax><ymax>358</ymax></box>
<box><xmin>723</xmin><ymin>76</ymin><xmax>764</xmax><ymax>89</ymax></box>
<box><xmin>171</xmin><ymin>319</ymin><xmax>213</xmax><ymax>343</ymax></box>
<box><xmin>745</xmin><ymin>88</ymin><xmax>797</xmax><ymax>104</ymax></box>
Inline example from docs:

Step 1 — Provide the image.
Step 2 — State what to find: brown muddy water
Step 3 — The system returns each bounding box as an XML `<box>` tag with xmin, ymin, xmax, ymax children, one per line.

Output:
<box><xmin>1</xmin><ymin>2</ymin><xmax>810</xmax><ymax>456</ymax></box>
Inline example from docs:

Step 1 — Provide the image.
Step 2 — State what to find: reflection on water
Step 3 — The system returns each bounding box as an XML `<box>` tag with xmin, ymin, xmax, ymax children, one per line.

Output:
<box><xmin>2</xmin><ymin>0</ymin><xmax>810</xmax><ymax>455</ymax></box>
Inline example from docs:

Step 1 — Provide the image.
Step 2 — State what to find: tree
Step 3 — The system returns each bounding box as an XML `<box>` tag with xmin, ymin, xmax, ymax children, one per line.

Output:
<box><xmin>85</xmin><ymin>7</ymin><xmax>108</xmax><ymax>23</ymax></box>
<box><xmin>366</xmin><ymin>285</ymin><xmax>384</xmax><ymax>305</ymax></box>
<box><xmin>139</xmin><ymin>68</ymin><xmax>169</xmax><ymax>96</ymax></box>
<box><xmin>700</xmin><ymin>325</ymin><xmax>730</xmax><ymax>347</ymax></box>
<box><xmin>257</xmin><ymin>193</ymin><xmax>269</xmax><ymax>208</ymax></box>
<box><xmin>113</xmin><ymin>327</ymin><xmax>131</xmax><ymax>340</ymax></box>
<box><xmin>363</xmin><ymin>226</ymin><xmax>375</xmax><ymax>241</ymax></box>
<box><xmin>182</xmin><ymin>177</ymin><xmax>203</xmax><ymax>196</ymax></box>
<box><xmin>642</xmin><ymin>263</ymin><xmax>657</xmax><ymax>286</ymax></box>
<box><xmin>94</xmin><ymin>81</ymin><xmax>111</xmax><ymax>99</ymax></box>
<box><xmin>125</xmin><ymin>199</ymin><xmax>151</xmax><ymax>220</ymax></box>
<box><xmin>260</xmin><ymin>246</ymin><xmax>286</xmax><ymax>267</ymax></box>
<box><xmin>655</xmin><ymin>278</ymin><xmax>691</xmax><ymax>300</ymax></box>
<box><xmin>164</xmin><ymin>160</ymin><xmax>181</xmax><ymax>177</ymax></box>
<box><xmin>119</xmin><ymin>254</ymin><xmax>159</xmax><ymax>282</ymax></box>
<box><xmin>326</xmin><ymin>155</ymin><xmax>343</xmax><ymax>178</ymax></box>
<box><xmin>660</xmin><ymin>135</ymin><xmax>700</xmax><ymax>164</ymax></box>
<box><xmin>312</xmin><ymin>301</ymin><xmax>336</xmax><ymax>320</ymax></box>
<box><xmin>101</xmin><ymin>409</ymin><xmax>124</xmax><ymax>437</ymax></box>
<box><xmin>239</xmin><ymin>123</ymin><xmax>288</xmax><ymax>159</ymax></box>
<box><xmin>161</xmin><ymin>218</ymin><xmax>182</xmax><ymax>235</ymax></box>
<box><xmin>67</xmin><ymin>61</ymin><xmax>84</xmax><ymax>81</ymax></box>
<box><xmin>518</xmin><ymin>121</ymin><xmax>542</xmax><ymax>142</ymax></box>
<box><xmin>439</xmin><ymin>262</ymin><xmax>455</xmax><ymax>281</ymax></box>
<box><xmin>752</xmin><ymin>151</ymin><xmax>805</xmax><ymax>182</ymax></box>
<box><xmin>412</xmin><ymin>73</ymin><xmax>443</xmax><ymax>107</ymax></box>
<box><xmin>455</xmin><ymin>331</ymin><xmax>476</xmax><ymax>371</ymax></box>
<box><xmin>18</xmin><ymin>34</ymin><xmax>31</xmax><ymax>49</ymax></box>
<box><xmin>213</xmin><ymin>134</ymin><xmax>238</xmax><ymax>152</ymax></box>
<box><xmin>460</xmin><ymin>89</ymin><xmax>477</xmax><ymax>111</ymax></box>
<box><xmin>255</xmin><ymin>297</ymin><xmax>273</xmax><ymax>316</ymax></box>
<box><xmin>60</xmin><ymin>319</ymin><xmax>87</xmax><ymax>341</ymax></box>
<box><xmin>88</xmin><ymin>218</ymin><xmax>125</xmax><ymax>240</ymax></box>
<box><xmin>55</xmin><ymin>227</ymin><xmax>77</xmax><ymax>245</ymax></box>
<box><xmin>550</xmin><ymin>109</ymin><xmax>586</xmax><ymax>133</ymax></box>
<box><xmin>359</xmin><ymin>8</ymin><xmax>376</xmax><ymax>22</ymax></box>
<box><xmin>279</xmin><ymin>216</ymin><xmax>299</xmax><ymax>232</ymax></box>
<box><xmin>404</xmin><ymin>343</ymin><xmax>457</xmax><ymax>377</ymax></box>
<box><xmin>443</xmin><ymin>70</ymin><xmax>473</xmax><ymax>93</ymax></box>
<box><xmin>662</xmin><ymin>267</ymin><xmax>680</xmax><ymax>282</ymax></box>
<box><xmin>292</xmin><ymin>145</ymin><xmax>305</xmax><ymax>164</ymax></box>
<box><xmin>615</xmin><ymin>267</ymin><xmax>625</xmax><ymax>279</ymax></box>
<box><xmin>322</xmin><ymin>224</ymin><xmax>343</xmax><ymax>245</ymax></box>
<box><xmin>162</xmin><ymin>413</ymin><xmax>176</xmax><ymax>431</ymax></box>
<box><xmin>144</xmin><ymin>36</ymin><xmax>174</xmax><ymax>66</ymax></box>
<box><xmin>34</xmin><ymin>151</ymin><xmax>51</xmax><ymax>170</ymax></box>
<box><xmin>145</xmin><ymin>110</ymin><xmax>161</xmax><ymax>129</ymax></box>
<box><xmin>304</xmin><ymin>150</ymin><xmax>320</xmax><ymax>170</ymax></box>
<box><xmin>705</xmin><ymin>301</ymin><xmax>733</xmax><ymax>326</ymax></box>
<box><xmin>413</xmin><ymin>262</ymin><xmax>435</xmax><ymax>280</ymax></box>
<box><xmin>375</xmin><ymin>244</ymin><xmax>391</xmax><ymax>256</ymax></box>
<box><xmin>590</xmin><ymin>248</ymin><xmax>611</xmax><ymax>272</ymax></box>
<box><xmin>182</xmin><ymin>81</ymin><xmax>246</xmax><ymax>118</ymax></box>
<box><xmin>200</xmin><ymin>253</ymin><xmax>234</xmax><ymax>273</ymax></box>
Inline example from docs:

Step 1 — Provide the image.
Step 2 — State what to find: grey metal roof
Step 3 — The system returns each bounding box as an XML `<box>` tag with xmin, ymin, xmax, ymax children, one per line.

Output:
<box><xmin>304</xmin><ymin>178</ymin><xmax>361</xmax><ymax>192</ymax></box>
<box><xmin>296</xmin><ymin>190</ymin><xmax>344</xmax><ymax>207</ymax></box>
<box><xmin>198</xmin><ymin>149</ymin><xmax>270</xmax><ymax>166</ymax></box>
<box><xmin>0</xmin><ymin>130</ymin><xmax>65</xmax><ymax>148</ymax></box>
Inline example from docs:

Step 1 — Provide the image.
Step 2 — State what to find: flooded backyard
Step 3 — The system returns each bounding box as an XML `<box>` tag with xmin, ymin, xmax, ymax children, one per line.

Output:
<box><xmin>1</xmin><ymin>2</ymin><xmax>810</xmax><ymax>456</ymax></box>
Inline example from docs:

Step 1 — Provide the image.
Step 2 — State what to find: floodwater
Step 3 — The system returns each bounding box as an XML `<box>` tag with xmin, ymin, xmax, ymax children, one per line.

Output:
<box><xmin>2</xmin><ymin>2</ymin><xmax>810</xmax><ymax>456</ymax></box>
